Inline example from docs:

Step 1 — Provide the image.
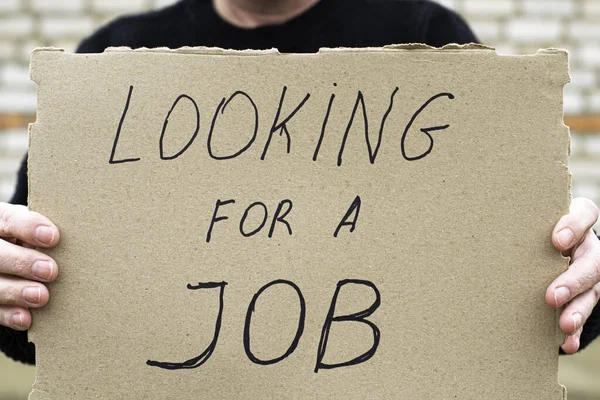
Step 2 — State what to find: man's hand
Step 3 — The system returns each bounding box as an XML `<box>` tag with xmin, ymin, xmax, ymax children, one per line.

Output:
<box><xmin>0</xmin><ymin>203</ymin><xmax>59</xmax><ymax>331</ymax></box>
<box><xmin>547</xmin><ymin>197</ymin><xmax>600</xmax><ymax>354</ymax></box>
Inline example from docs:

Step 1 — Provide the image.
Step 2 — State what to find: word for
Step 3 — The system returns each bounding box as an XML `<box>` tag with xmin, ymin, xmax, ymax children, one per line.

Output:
<box><xmin>109</xmin><ymin>85</ymin><xmax>455</xmax><ymax>165</ymax></box>
<box><xmin>146</xmin><ymin>279</ymin><xmax>381</xmax><ymax>373</ymax></box>
<box><xmin>205</xmin><ymin>196</ymin><xmax>362</xmax><ymax>242</ymax></box>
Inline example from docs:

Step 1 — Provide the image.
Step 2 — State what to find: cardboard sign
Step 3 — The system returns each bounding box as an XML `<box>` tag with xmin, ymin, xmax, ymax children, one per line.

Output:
<box><xmin>28</xmin><ymin>46</ymin><xmax>570</xmax><ymax>399</ymax></box>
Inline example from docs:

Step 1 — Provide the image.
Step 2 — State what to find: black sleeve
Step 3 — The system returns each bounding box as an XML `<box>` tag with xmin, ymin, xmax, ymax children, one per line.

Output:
<box><xmin>0</xmin><ymin>25</ymin><xmax>114</xmax><ymax>366</ymax></box>
<box><xmin>9</xmin><ymin>155</ymin><xmax>28</xmax><ymax>207</ymax></box>
<box><xmin>76</xmin><ymin>22</ymin><xmax>113</xmax><ymax>54</ymax></box>
<box><xmin>419</xmin><ymin>2</ymin><xmax>480</xmax><ymax>46</ymax></box>
<box><xmin>579</xmin><ymin>301</ymin><xmax>600</xmax><ymax>352</ymax></box>
<box><xmin>576</xmin><ymin>231</ymin><xmax>600</xmax><ymax>352</ymax></box>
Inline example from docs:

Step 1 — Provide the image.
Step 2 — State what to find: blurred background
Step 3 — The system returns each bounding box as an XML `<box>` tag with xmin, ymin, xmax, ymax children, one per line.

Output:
<box><xmin>0</xmin><ymin>0</ymin><xmax>599</xmax><ymax>398</ymax></box>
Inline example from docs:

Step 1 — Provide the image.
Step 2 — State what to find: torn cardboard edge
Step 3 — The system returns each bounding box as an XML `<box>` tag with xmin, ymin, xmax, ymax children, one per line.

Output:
<box><xmin>30</xmin><ymin>42</ymin><xmax>572</xmax><ymax>57</ymax></box>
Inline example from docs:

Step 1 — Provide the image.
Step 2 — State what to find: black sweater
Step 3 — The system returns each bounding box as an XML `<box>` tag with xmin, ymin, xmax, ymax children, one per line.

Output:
<box><xmin>3</xmin><ymin>0</ymin><xmax>599</xmax><ymax>365</ymax></box>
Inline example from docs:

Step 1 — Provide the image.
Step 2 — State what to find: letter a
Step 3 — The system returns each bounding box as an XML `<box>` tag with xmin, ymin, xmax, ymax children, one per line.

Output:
<box><xmin>333</xmin><ymin>196</ymin><xmax>361</xmax><ymax>237</ymax></box>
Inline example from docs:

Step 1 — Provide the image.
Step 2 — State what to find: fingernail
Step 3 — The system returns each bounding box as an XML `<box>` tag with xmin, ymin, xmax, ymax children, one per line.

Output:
<box><xmin>573</xmin><ymin>334</ymin><xmax>580</xmax><ymax>350</ymax></box>
<box><xmin>557</xmin><ymin>228</ymin><xmax>575</xmax><ymax>248</ymax></box>
<box><xmin>22</xmin><ymin>287</ymin><xmax>41</xmax><ymax>304</ymax></box>
<box><xmin>32</xmin><ymin>260</ymin><xmax>53</xmax><ymax>281</ymax></box>
<box><xmin>572</xmin><ymin>312</ymin><xmax>583</xmax><ymax>332</ymax></box>
<box><xmin>35</xmin><ymin>226</ymin><xmax>54</xmax><ymax>245</ymax></box>
<box><xmin>11</xmin><ymin>313</ymin><xmax>24</xmax><ymax>328</ymax></box>
<box><xmin>554</xmin><ymin>286</ymin><xmax>571</xmax><ymax>307</ymax></box>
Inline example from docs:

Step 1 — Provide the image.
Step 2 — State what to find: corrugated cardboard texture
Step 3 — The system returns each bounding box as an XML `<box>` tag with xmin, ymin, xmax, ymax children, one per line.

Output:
<box><xmin>28</xmin><ymin>47</ymin><xmax>570</xmax><ymax>399</ymax></box>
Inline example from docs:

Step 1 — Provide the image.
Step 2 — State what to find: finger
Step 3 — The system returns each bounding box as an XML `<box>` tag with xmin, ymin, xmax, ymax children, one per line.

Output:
<box><xmin>0</xmin><ymin>275</ymin><xmax>49</xmax><ymax>309</ymax></box>
<box><xmin>553</xmin><ymin>198</ymin><xmax>599</xmax><ymax>253</ymax></box>
<box><xmin>559</xmin><ymin>283</ymin><xmax>600</xmax><ymax>335</ymax></box>
<box><xmin>0</xmin><ymin>305</ymin><xmax>31</xmax><ymax>331</ymax></box>
<box><xmin>561</xmin><ymin>327</ymin><xmax>582</xmax><ymax>354</ymax></box>
<box><xmin>0</xmin><ymin>203</ymin><xmax>59</xmax><ymax>248</ymax></box>
<box><xmin>546</xmin><ymin>230</ymin><xmax>600</xmax><ymax>308</ymax></box>
<box><xmin>0</xmin><ymin>239</ymin><xmax>58</xmax><ymax>282</ymax></box>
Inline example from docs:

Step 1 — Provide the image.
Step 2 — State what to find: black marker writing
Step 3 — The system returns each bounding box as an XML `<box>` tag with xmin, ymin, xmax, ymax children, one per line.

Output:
<box><xmin>109</xmin><ymin>85</ymin><xmax>141</xmax><ymax>164</ymax></box>
<box><xmin>334</xmin><ymin>196</ymin><xmax>361</xmax><ymax>237</ymax></box>
<box><xmin>159</xmin><ymin>94</ymin><xmax>200</xmax><ymax>160</ymax></box>
<box><xmin>244</xmin><ymin>280</ymin><xmax>306</xmax><ymax>365</ymax></box>
<box><xmin>315</xmin><ymin>279</ymin><xmax>381</xmax><ymax>373</ymax></box>
<box><xmin>239</xmin><ymin>202</ymin><xmax>268</xmax><ymax>237</ymax></box>
<box><xmin>313</xmin><ymin>83</ymin><xmax>337</xmax><ymax>162</ymax></box>
<box><xmin>147</xmin><ymin>281</ymin><xmax>228</xmax><ymax>370</ymax></box>
<box><xmin>208</xmin><ymin>91</ymin><xmax>259</xmax><ymax>160</ymax></box>
<box><xmin>268</xmin><ymin>199</ymin><xmax>293</xmax><ymax>238</ymax></box>
<box><xmin>401</xmin><ymin>92</ymin><xmax>454</xmax><ymax>161</ymax></box>
<box><xmin>110</xmin><ymin>85</ymin><xmax>455</xmax><ymax>165</ymax></box>
<box><xmin>337</xmin><ymin>88</ymin><xmax>399</xmax><ymax>166</ymax></box>
<box><xmin>207</xmin><ymin>199</ymin><xmax>294</xmax><ymax>241</ymax></box>
<box><xmin>261</xmin><ymin>86</ymin><xmax>311</xmax><ymax>160</ymax></box>
<box><xmin>206</xmin><ymin>199</ymin><xmax>235</xmax><ymax>243</ymax></box>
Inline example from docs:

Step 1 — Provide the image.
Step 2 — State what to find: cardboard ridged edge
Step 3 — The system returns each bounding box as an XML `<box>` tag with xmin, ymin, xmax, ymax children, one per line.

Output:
<box><xmin>557</xmin><ymin>54</ymin><xmax>572</xmax><ymax>400</ymax></box>
<box><xmin>29</xmin><ymin>388</ymin><xmax>50</xmax><ymax>400</ymax></box>
<box><xmin>27</xmin><ymin>50</ymin><xmax>43</xmax><ymax>400</ymax></box>
<box><xmin>27</xmin><ymin>49</ymin><xmax>47</xmax><ymax>215</ymax></box>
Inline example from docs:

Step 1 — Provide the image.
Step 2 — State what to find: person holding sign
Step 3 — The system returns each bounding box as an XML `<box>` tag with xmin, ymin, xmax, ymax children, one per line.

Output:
<box><xmin>0</xmin><ymin>0</ymin><xmax>599</xmax><ymax>367</ymax></box>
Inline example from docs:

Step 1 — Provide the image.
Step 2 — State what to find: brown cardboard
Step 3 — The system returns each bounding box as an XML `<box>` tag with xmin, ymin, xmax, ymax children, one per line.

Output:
<box><xmin>28</xmin><ymin>46</ymin><xmax>570</xmax><ymax>399</ymax></box>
